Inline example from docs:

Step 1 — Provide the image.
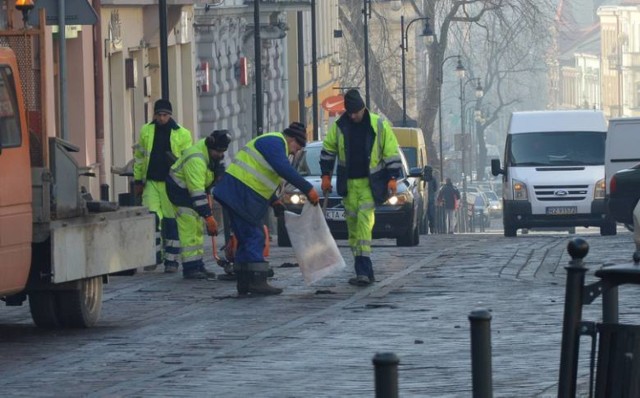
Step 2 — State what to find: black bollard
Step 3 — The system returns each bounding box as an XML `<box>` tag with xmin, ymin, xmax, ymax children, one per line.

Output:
<box><xmin>100</xmin><ymin>183</ymin><xmax>109</xmax><ymax>201</ymax></box>
<box><xmin>372</xmin><ymin>352</ymin><xmax>399</xmax><ymax>398</ymax></box>
<box><xmin>557</xmin><ymin>238</ymin><xmax>589</xmax><ymax>398</ymax></box>
<box><xmin>469</xmin><ymin>308</ymin><xmax>493</xmax><ymax>398</ymax></box>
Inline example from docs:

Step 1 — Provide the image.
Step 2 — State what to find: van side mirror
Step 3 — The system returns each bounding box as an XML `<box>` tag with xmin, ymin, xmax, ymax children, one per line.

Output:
<box><xmin>491</xmin><ymin>158</ymin><xmax>503</xmax><ymax>176</ymax></box>
<box><xmin>422</xmin><ymin>166</ymin><xmax>433</xmax><ymax>182</ymax></box>
<box><xmin>409</xmin><ymin>167</ymin><xmax>423</xmax><ymax>178</ymax></box>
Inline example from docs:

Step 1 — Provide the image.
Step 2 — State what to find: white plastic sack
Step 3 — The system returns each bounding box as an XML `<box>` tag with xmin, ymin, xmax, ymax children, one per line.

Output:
<box><xmin>284</xmin><ymin>202</ymin><xmax>346</xmax><ymax>285</ymax></box>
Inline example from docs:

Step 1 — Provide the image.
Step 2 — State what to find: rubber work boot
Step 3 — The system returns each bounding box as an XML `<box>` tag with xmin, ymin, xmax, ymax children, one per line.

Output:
<box><xmin>243</xmin><ymin>262</ymin><xmax>282</xmax><ymax>295</ymax></box>
<box><xmin>198</xmin><ymin>265</ymin><xmax>217</xmax><ymax>279</ymax></box>
<box><xmin>164</xmin><ymin>262</ymin><xmax>179</xmax><ymax>273</ymax></box>
<box><xmin>234</xmin><ymin>263</ymin><xmax>250</xmax><ymax>294</ymax></box>
<box><xmin>349</xmin><ymin>256</ymin><xmax>373</xmax><ymax>286</ymax></box>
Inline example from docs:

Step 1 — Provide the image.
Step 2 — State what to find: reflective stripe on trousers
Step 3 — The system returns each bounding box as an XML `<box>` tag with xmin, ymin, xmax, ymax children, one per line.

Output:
<box><xmin>175</xmin><ymin>206</ymin><xmax>205</xmax><ymax>272</ymax></box>
<box><xmin>143</xmin><ymin>180</ymin><xmax>179</xmax><ymax>264</ymax></box>
<box><xmin>343</xmin><ymin>178</ymin><xmax>375</xmax><ymax>258</ymax></box>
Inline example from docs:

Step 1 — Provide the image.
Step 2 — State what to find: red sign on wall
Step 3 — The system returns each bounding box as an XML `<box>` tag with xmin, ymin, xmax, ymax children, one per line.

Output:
<box><xmin>196</xmin><ymin>61</ymin><xmax>209</xmax><ymax>93</ymax></box>
<box><xmin>239</xmin><ymin>57</ymin><xmax>248</xmax><ymax>86</ymax></box>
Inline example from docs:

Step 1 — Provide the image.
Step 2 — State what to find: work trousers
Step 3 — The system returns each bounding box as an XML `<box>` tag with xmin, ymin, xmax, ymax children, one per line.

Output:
<box><xmin>174</xmin><ymin>206</ymin><xmax>205</xmax><ymax>273</ymax></box>
<box><xmin>142</xmin><ymin>180</ymin><xmax>180</xmax><ymax>265</ymax></box>
<box><xmin>343</xmin><ymin>178</ymin><xmax>375</xmax><ymax>259</ymax></box>
<box><xmin>226</xmin><ymin>207</ymin><xmax>266</xmax><ymax>264</ymax></box>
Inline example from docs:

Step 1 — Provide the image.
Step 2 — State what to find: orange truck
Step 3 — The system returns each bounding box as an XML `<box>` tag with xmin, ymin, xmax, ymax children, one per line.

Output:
<box><xmin>0</xmin><ymin>47</ymin><xmax>155</xmax><ymax>328</ymax></box>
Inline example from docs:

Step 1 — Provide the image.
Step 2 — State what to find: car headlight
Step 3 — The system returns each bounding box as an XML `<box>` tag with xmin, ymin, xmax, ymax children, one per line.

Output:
<box><xmin>282</xmin><ymin>192</ymin><xmax>306</xmax><ymax>205</ymax></box>
<box><xmin>594</xmin><ymin>178</ymin><xmax>605</xmax><ymax>199</ymax></box>
<box><xmin>385</xmin><ymin>191</ymin><xmax>411</xmax><ymax>205</ymax></box>
<box><xmin>511</xmin><ymin>179</ymin><xmax>528</xmax><ymax>201</ymax></box>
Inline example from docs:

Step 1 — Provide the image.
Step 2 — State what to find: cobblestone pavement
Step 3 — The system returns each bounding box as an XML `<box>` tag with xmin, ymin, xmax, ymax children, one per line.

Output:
<box><xmin>1</xmin><ymin>227</ymin><xmax>639</xmax><ymax>397</ymax></box>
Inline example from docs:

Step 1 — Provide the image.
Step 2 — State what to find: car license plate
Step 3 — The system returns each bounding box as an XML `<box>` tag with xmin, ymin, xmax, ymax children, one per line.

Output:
<box><xmin>325</xmin><ymin>210</ymin><xmax>345</xmax><ymax>221</ymax></box>
<box><xmin>546</xmin><ymin>206</ymin><xmax>577</xmax><ymax>215</ymax></box>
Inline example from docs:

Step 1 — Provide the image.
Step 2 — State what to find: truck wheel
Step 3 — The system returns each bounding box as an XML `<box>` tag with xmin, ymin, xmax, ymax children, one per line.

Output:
<box><xmin>600</xmin><ymin>220</ymin><xmax>617</xmax><ymax>236</ymax></box>
<box><xmin>56</xmin><ymin>277</ymin><xmax>103</xmax><ymax>328</ymax></box>
<box><xmin>277</xmin><ymin>215</ymin><xmax>291</xmax><ymax>247</ymax></box>
<box><xmin>28</xmin><ymin>291</ymin><xmax>61</xmax><ymax>328</ymax></box>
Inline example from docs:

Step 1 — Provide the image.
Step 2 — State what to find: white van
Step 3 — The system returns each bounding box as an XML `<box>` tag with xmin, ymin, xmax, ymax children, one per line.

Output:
<box><xmin>491</xmin><ymin>110</ymin><xmax>616</xmax><ymax>237</ymax></box>
<box><xmin>605</xmin><ymin>117</ymin><xmax>640</xmax><ymax>194</ymax></box>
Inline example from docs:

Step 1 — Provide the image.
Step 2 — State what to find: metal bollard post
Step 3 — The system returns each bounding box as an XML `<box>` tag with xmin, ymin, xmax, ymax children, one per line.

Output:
<box><xmin>372</xmin><ymin>352</ymin><xmax>399</xmax><ymax>398</ymax></box>
<box><xmin>557</xmin><ymin>238</ymin><xmax>589</xmax><ymax>398</ymax></box>
<box><xmin>100</xmin><ymin>183</ymin><xmax>109</xmax><ymax>201</ymax></box>
<box><xmin>469</xmin><ymin>309</ymin><xmax>493</xmax><ymax>398</ymax></box>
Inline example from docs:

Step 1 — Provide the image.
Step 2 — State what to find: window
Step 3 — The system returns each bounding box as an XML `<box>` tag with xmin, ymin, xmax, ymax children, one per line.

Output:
<box><xmin>0</xmin><ymin>65</ymin><xmax>21</xmax><ymax>149</ymax></box>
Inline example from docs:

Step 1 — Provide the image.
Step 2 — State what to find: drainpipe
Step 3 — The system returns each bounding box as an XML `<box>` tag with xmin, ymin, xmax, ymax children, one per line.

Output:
<box><xmin>92</xmin><ymin>0</ymin><xmax>106</xmax><ymax>188</ymax></box>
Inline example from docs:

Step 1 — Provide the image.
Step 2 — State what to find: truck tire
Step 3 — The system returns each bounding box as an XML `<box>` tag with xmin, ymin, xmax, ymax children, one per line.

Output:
<box><xmin>56</xmin><ymin>277</ymin><xmax>103</xmax><ymax>328</ymax></box>
<box><xmin>28</xmin><ymin>291</ymin><xmax>61</xmax><ymax>328</ymax></box>
<box><xmin>277</xmin><ymin>216</ymin><xmax>291</xmax><ymax>247</ymax></box>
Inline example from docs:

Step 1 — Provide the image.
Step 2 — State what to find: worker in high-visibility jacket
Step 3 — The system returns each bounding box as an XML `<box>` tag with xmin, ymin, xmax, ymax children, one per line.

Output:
<box><xmin>320</xmin><ymin>89</ymin><xmax>402</xmax><ymax>286</ymax></box>
<box><xmin>213</xmin><ymin>122</ymin><xmax>320</xmax><ymax>295</ymax></box>
<box><xmin>166</xmin><ymin>130</ymin><xmax>231</xmax><ymax>280</ymax></box>
<box><xmin>133</xmin><ymin>99</ymin><xmax>193</xmax><ymax>273</ymax></box>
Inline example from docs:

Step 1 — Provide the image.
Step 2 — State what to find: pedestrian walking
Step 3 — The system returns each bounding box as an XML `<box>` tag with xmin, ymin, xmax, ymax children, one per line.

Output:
<box><xmin>166</xmin><ymin>130</ymin><xmax>230</xmax><ymax>280</ymax></box>
<box><xmin>133</xmin><ymin>99</ymin><xmax>193</xmax><ymax>273</ymax></box>
<box><xmin>213</xmin><ymin>122</ymin><xmax>320</xmax><ymax>295</ymax></box>
<box><xmin>319</xmin><ymin>89</ymin><xmax>402</xmax><ymax>286</ymax></box>
<box><xmin>437</xmin><ymin>177</ymin><xmax>460</xmax><ymax>234</ymax></box>
<box><xmin>426</xmin><ymin>167</ymin><xmax>439</xmax><ymax>234</ymax></box>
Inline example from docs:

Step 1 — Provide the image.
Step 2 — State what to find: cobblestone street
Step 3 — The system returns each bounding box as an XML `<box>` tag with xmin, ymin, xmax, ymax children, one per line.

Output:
<box><xmin>1</xmin><ymin>228</ymin><xmax>639</xmax><ymax>397</ymax></box>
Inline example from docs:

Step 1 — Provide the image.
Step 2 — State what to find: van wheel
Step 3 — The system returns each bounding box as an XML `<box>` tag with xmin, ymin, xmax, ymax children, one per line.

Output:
<box><xmin>504</xmin><ymin>224</ymin><xmax>517</xmax><ymax>237</ymax></box>
<box><xmin>600</xmin><ymin>220</ymin><xmax>617</xmax><ymax>236</ymax></box>
<box><xmin>277</xmin><ymin>215</ymin><xmax>291</xmax><ymax>247</ymax></box>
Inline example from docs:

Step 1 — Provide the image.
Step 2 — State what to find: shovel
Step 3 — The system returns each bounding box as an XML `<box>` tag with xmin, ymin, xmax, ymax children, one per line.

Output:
<box><xmin>322</xmin><ymin>191</ymin><xmax>329</xmax><ymax>213</ymax></box>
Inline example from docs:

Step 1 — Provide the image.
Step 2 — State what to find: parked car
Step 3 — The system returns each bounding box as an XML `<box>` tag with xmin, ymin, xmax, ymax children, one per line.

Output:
<box><xmin>466</xmin><ymin>192</ymin><xmax>491</xmax><ymax>228</ymax></box>
<box><xmin>277</xmin><ymin>141</ymin><xmax>425</xmax><ymax>247</ymax></box>
<box><xmin>483</xmin><ymin>190</ymin><xmax>503</xmax><ymax>218</ymax></box>
<box><xmin>608</xmin><ymin>163</ymin><xmax>640</xmax><ymax>228</ymax></box>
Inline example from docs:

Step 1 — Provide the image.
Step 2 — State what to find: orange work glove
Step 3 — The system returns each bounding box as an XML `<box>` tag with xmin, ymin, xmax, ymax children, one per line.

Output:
<box><xmin>321</xmin><ymin>175</ymin><xmax>332</xmax><ymax>193</ymax></box>
<box><xmin>133</xmin><ymin>181</ymin><xmax>144</xmax><ymax>196</ymax></box>
<box><xmin>306</xmin><ymin>188</ymin><xmax>320</xmax><ymax>206</ymax></box>
<box><xmin>205</xmin><ymin>216</ymin><xmax>218</xmax><ymax>236</ymax></box>
<box><xmin>387</xmin><ymin>178</ymin><xmax>397</xmax><ymax>196</ymax></box>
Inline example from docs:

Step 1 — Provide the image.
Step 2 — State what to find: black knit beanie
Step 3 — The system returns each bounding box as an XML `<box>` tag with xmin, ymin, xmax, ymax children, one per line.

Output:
<box><xmin>344</xmin><ymin>89</ymin><xmax>365</xmax><ymax>114</ymax></box>
<box><xmin>283</xmin><ymin>122</ymin><xmax>307</xmax><ymax>147</ymax></box>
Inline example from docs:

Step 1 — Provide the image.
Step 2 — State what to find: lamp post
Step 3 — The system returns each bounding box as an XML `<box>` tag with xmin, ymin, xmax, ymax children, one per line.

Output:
<box><xmin>459</xmin><ymin>77</ymin><xmax>483</xmax><ymax>181</ymax></box>
<box><xmin>400</xmin><ymin>15</ymin><xmax>433</xmax><ymax>126</ymax></box>
<box><xmin>438</xmin><ymin>55</ymin><xmax>465</xmax><ymax>180</ymax></box>
<box><xmin>363</xmin><ymin>0</ymin><xmax>402</xmax><ymax>109</ymax></box>
<box><xmin>459</xmin><ymin>75</ymin><xmax>482</xmax><ymax>231</ymax></box>
<box><xmin>363</xmin><ymin>0</ymin><xmax>371</xmax><ymax>108</ymax></box>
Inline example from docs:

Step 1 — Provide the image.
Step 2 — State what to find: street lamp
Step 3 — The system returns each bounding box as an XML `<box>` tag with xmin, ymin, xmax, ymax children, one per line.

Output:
<box><xmin>363</xmin><ymin>0</ymin><xmax>371</xmax><ymax>108</ymax></box>
<box><xmin>459</xmin><ymin>77</ymin><xmax>482</xmax><ymax>182</ymax></box>
<box><xmin>459</xmin><ymin>75</ymin><xmax>482</xmax><ymax>231</ymax></box>
<box><xmin>438</xmin><ymin>55</ymin><xmax>464</xmax><ymax>180</ymax></box>
<box><xmin>364</xmin><ymin>0</ymin><xmax>403</xmax><ymax>109</ymax></box>
<box><xmin>400</xmin><ymin>15</ymin><xmax>433</xmax><ymax>126</ymax></box>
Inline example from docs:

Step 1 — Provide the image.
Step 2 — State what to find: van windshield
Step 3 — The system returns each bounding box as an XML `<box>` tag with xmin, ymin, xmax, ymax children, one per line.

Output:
<box><xmin>401</xmin><ymin>147</ymin><xmax>417</xmax><ymax>168</ymax></box>
<box><xmin>508</xmin><ymin>131</ymin><xmax>605</xmax><ymax>167</ymax></box>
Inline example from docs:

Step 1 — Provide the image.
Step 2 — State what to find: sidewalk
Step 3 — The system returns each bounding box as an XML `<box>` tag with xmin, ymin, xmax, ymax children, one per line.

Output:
<box><xmin>0</xmin><ymin>230</ymin><xmax>638</xmax><ymax>397</ymax></box>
